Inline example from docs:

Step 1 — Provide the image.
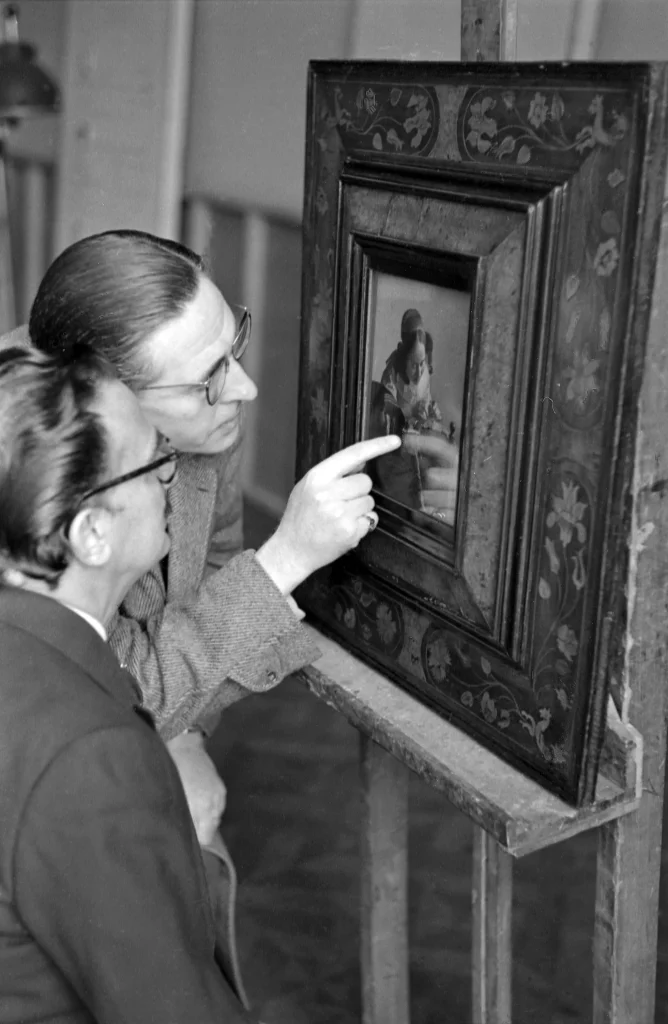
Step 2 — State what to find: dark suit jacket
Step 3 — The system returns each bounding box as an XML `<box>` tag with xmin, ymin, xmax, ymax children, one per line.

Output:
<box><xmin>0</xmin><ymin>588</ymin><xmax>254</xmax><ymax>1024</ymax></box>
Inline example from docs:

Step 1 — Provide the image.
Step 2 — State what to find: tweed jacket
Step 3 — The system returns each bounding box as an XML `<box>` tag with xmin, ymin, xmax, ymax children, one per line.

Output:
<box><xmin>0</xmin><ymin>589</ymin><xmax>253</xmax><ymax>1024</ymax></box>
<box><xmin>1</xmin><ymin>325</ymin><xmax>320</xmax><ymax>741</ymax></box>
<box><xmin>108</xmin><ymin>440</ymin><xmax>320</xmax><ymax>739</ymax></box>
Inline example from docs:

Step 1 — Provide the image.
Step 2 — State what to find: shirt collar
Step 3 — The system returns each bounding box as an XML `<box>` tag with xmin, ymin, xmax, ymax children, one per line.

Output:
<box><xmin>62</xmin><ymin>603</ymin><xmax>108</xmax><ymax>641</ymax></box>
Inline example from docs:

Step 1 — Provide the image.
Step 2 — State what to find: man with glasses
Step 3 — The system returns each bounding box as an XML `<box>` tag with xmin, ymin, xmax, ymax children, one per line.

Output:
<box><xmin>0</xmin><ymin>346</ymin><xmax>256</xmax><ymax>1023</ymax></box>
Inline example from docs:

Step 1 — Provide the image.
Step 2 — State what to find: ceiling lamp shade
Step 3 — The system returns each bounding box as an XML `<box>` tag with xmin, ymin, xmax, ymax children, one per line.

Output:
<box><xmin>0</xmin><ymin>4</ymin><xmax>59</xmax><ymax>123</ymax></box>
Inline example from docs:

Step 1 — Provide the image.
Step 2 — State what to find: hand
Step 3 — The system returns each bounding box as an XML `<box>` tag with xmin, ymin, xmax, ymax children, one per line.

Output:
<box><xmin>421</xmin><ymin>466</ymin><xmax>458</xmax><ymax>523</ymax></box>
<box><xmin>166</xmin><ymin>731</ymin><xmax>227</xmax><ymax>847</ymax></box>
<box><xmin>402</xmin><ymin>431</ymin><xmax>459</xmax><ymax>524</ymax></box>
<box><xmin>256</xmin><ymin>434</ymin><xmax>401</xmax><ymax>594</ymax></box>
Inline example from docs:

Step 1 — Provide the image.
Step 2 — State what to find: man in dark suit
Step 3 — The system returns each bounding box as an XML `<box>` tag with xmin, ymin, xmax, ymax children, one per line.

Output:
<box><xmin>0</xmin><ymin>346</ymin><xmax>254</xmax><ymax>1023</ymax></box>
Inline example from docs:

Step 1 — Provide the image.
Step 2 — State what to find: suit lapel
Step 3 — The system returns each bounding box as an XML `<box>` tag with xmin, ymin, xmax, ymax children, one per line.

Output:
<box><xmin>167</xmin><ymin>454</ymin><xmax>217</xmax><ymax>600</ymax></box>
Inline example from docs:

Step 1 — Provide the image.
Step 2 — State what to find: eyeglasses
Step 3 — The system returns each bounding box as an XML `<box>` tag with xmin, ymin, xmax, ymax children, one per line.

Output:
<box><xmin>142</xmin><ymin>304</ymin><xmax>251</xmax><ymax>407</ymax></box>
<box><xmin>79</xmin><ymin>445</ymin><xmax>179</xmax><ymax>504</ymax></box>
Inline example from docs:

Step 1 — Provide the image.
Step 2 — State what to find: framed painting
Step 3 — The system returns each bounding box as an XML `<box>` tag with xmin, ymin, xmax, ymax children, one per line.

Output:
<box><xmin>296</xmin><ymin>60</ymin><xmax>668</xmax><ymax>804</ymax></box>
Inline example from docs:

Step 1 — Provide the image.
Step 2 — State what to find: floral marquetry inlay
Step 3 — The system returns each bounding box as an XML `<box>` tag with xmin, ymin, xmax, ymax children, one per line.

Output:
<box><xmin>319</xmin><ymin>83</ymin><xmax>439</xmax><ymax>157</ymax></box>
<box><xmin>458</xmin><ymin>88</ymin><xmax>629</xmax><ymax>167</ymax></box>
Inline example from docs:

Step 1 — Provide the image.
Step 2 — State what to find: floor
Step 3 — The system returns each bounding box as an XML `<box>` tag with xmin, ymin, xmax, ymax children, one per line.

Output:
<box><xmin>205</xmin><ymin>504</ymin><xmax>668</xmax><ymax>1023</ymax></box>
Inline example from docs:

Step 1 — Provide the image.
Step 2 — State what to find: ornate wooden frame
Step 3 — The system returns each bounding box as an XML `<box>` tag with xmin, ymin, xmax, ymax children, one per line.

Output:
<box><xmin>296</xmin><ymin>61</ymin><xmax>668</xmax><ymax>804</ymax></box>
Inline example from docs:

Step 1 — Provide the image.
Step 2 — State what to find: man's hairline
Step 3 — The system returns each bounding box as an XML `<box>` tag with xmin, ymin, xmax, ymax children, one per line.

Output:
<box><xmin>137</xmin><ymin>274</ymin><xmax>235</xmax><ymax>391</ymax></box>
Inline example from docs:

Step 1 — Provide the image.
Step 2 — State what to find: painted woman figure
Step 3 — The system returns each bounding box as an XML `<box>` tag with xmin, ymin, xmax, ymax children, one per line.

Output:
<box><xmin>377</xmin><ymin>308</ymin><xmax>443</xmax><ymax>435</ymax></box>
<box><xmin>372</xmin><ymin>308</ymin><xmax>458</xmax><ymax>523</ymax></box>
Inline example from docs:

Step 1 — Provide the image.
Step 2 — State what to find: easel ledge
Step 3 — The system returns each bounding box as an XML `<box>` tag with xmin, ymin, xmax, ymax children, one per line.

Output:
<box><xmin>298</xmin><ymin>624</ymin><xmax>639</xmax><ymax>859</ymax></box>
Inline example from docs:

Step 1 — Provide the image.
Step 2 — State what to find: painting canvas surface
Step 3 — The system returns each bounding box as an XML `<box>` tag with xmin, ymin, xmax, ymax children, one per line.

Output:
<box><xmin>365</xmin><ymin>271</ymin><xmax>470</xmax><ymax>533</ymax></box>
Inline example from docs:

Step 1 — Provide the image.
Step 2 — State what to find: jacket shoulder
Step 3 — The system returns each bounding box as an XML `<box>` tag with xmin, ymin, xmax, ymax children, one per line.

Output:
<box><xmin>0</xmin><ymin>622</ymin><xmax>149</xmax><ymax>884</ymax></box>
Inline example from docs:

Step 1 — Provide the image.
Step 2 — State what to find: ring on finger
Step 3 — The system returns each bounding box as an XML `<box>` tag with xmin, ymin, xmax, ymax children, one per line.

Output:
<box><xmin>364</xmin><ymin>512</ymin><xmax>377</xmax><ymax>533</ymax></box>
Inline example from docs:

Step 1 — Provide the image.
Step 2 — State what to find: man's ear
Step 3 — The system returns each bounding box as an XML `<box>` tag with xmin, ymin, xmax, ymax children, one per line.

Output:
<box><xmin>1</xmin><ymin>568</ymin><xmax>27</xmax><ymax>587</ymax></box>
<box><xmin>67</xmin><ymin>507</ymin><xmax>113</xmax><ymax>568</ymax></box>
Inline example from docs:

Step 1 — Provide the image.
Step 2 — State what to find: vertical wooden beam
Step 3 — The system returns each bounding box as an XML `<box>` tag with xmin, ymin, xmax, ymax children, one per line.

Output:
<box><xmin>472</xmin><ymin>830</ymin><xmax>513</xmax><ymax>1023</ymax></box>
<box><xmin>566</xmin><ymin>0</ymin><xmax>605</xmax><ymax>60</ymax></box>
<box><xmin>182</xmin><ymin>196</ymin><xmax>213</xmax><ymax>261</ymax></box>
<box><xmin>156</xmin><ymin>0</ymin><xmax>194</xmax><ymax>241</ymax></box>
<box><xmin>593</xmin><ymin>156</ymin><xmax>668</xmax><ymax>1024</ymax></box>
<box><xmin>55</xmin><ymin>0</ymin><xmax>194</xmax><ymax>251</ymax></box>
<box><xmin>0</xmin><ymin>140</ymin><xmax>16</xmax><ymax>333</ymax></box>
<box><xmin>239</xmin><ymin>211</ymin><xmax>269</xmax><ymax>502</ymax></box>
<box><xmin>21</xmin><ymin>161</ymin><xmax>49</xmax><ymax>319</ymax></box>
<box><xmin>360</xmin><ymin>734</ymin><xmax>409</xmax><ymax>1024</ymax></box>
<box><xmin>461</xmin><ymin>0</ymin><xmax>518</xmax><ymax>62</ymax></box>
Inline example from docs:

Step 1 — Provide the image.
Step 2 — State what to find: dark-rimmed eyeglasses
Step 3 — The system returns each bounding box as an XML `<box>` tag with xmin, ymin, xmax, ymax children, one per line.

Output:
<box><xmin>79</xmin><ymin>446</ymin><xmax>179</xmax><ymax>504</ymax></box>
<box><xmin>141</xmin><ymin>304</ymin><xmax>251</xmax><ymax>407</ymax></box>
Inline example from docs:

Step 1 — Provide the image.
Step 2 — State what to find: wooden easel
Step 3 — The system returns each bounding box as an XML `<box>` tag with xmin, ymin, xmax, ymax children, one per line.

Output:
<box><xmin>300</xmin><ymin>3</ymin><xmax>668</xmax><ymax>1021</ymax></box>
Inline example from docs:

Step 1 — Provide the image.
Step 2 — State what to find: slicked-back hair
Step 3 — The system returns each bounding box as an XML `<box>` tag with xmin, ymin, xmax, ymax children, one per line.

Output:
<box><xmin>0</xmin><ymin>346</ymin><xmax>111</xmax><ymax>585</ymax></box>
<box><xmin>29</xmin><ymin>229</ymin><xmax>204</xmax><ymax>390</ymax></box>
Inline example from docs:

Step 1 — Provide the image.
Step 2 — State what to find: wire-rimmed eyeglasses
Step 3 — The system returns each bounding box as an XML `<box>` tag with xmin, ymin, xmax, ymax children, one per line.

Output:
<box><xmin>79</xmin><ymin>446</ymin><xmax>179</xmax><ymax>504</ymax></box>
<box><xmin>141</xmin><ymin>304</ymin><xmax>251</xmax><ymax>407</ymax></box>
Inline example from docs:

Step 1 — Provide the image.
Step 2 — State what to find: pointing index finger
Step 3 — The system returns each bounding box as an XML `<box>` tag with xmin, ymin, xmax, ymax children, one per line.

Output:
<box><xmin>314</xmin><ymin>435</ymin><xmax>401</xmax><ymax>482</ymax></box>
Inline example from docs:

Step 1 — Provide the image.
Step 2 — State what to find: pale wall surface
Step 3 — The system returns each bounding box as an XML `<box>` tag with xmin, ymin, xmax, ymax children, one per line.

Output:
<box><xmin>518</xmin><ymin>0</ymin><xmax>582</xmax><ymax>59</ymax></box>
<box><xmin>596</xmin><ymin>0</ymin><xmax>668</xmax><ymax>59</ymax></box>
<box><xmin>184</xmin><ymin>0</ymin><xmax>353</xmax><ymax>221</ymax></box>
<box><xmin>350</xmin><ymin>0</ymin><xmax>462</xmax><ymax>61</ymax></box>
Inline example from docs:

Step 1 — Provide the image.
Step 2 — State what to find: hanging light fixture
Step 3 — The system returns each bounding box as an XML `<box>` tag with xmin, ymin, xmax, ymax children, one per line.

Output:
<box><xmin>0</xmin><ymin>4</ymin><xmax>59</xmax><ymax>125</ymax></box>
<box><xmin>0</xmin><ymin>3</ymin><xmax>60</xmax><ymax>331</ymax></box>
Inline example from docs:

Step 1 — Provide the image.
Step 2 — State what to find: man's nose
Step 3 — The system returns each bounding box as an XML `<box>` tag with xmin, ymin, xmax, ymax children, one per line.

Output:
<box><xmin>223</xmin><ymin>358</ymin><xmax>258</xmax><ymax>403</ymax></box>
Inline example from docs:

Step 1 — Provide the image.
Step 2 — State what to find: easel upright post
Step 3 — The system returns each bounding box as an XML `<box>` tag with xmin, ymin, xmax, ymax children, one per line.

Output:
<box><xmin>461</xmin><ymin>0</ymin><xmax>518</xmax><ymax>63</ymax></box>
<box><xmin>592</xmin><ymin>147</ymin><xmax>668</xmax><ymax>1024</ymax></box>
<box><xmin>360</xmin><ymin>736</ymin><xmax>409</xmax><ymax>1024</ymax></box>
<box><xmin>461</xmin><ymin>4</ymin><xmax>516</xmax><ymax>1021</ymax></box>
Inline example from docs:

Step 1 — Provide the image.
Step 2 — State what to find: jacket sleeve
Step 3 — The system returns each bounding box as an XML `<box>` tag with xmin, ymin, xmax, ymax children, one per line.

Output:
<box><xmin>13</xmin><ymin>727</ymin><xmax>255</xmax><ymax>1024</ymax></box>
<box><xmin>198</xmin><ymin>439</ymin><xmax>245</xmax><ymax>737</ymax></box>
<box><xmin>107</xmin><ymin>551</ymin><xmax>321</xmax><ymax>740</ymax></box>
